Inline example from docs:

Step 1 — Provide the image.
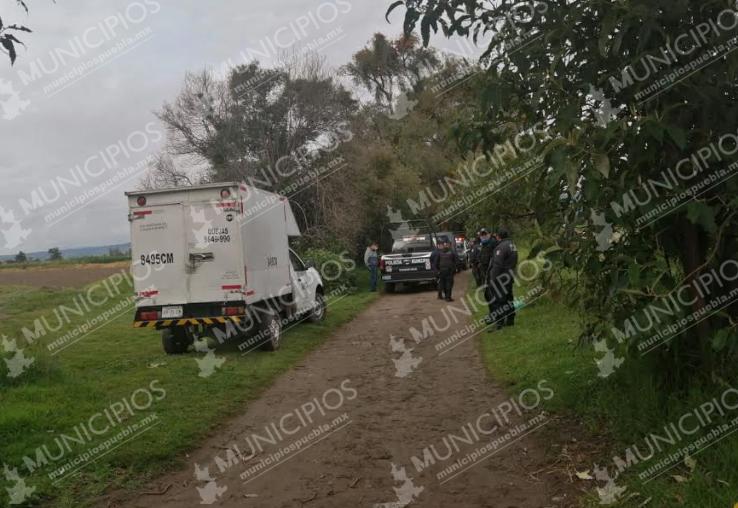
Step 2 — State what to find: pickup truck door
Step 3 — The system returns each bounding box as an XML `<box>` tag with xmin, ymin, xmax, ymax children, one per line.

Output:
<box><xmin>289</xmin><ymin>249</ymin><xmax>314</xmax><ymax>314</ymax></box>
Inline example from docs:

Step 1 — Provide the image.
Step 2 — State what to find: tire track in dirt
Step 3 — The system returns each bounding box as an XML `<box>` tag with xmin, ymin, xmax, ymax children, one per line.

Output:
<box><xmin>108</xmin><ymin>273</ymin><xmax>580</xmax><ymax>507</ymax></box>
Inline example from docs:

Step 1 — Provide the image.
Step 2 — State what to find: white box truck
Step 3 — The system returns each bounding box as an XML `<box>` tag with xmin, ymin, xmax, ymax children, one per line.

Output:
<box><xmin>125</xmin><ymin>182</ymin><xmax>326</xmax><ymax>354</ymax></box>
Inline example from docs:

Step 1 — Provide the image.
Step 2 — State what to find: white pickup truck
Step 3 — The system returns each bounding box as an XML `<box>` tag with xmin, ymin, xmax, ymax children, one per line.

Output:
<box><xmin>125</xmin><ymin>182</ymin><xmax>325</xmax><ymax>354</ymax></box>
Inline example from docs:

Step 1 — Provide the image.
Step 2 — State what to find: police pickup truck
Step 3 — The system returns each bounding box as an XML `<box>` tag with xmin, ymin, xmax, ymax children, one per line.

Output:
<box><xmin>379</xmin><ymin>227</ymin><xmax>439</xmax><ymax>293</ymax></box>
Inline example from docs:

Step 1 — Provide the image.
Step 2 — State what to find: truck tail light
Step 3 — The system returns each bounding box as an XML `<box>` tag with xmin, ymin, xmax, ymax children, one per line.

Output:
<box><xmin>223</xmin><ymin>306</ymin><xmax>244</xmax><ymax>316</ymax></box>
<box><xmin>139</xmin><ymin>310</ymin><xmax>159</xmax><ymax>321</ymax></box>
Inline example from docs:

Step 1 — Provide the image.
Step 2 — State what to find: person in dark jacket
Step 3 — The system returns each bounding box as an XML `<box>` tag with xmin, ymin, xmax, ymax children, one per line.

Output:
<box><xmin>469</xmin><ymin>234</ymin><xmax>483</xmax><ymax>286</ymax></box>
<box><xmin>487</xmin><ymin>227</ymin><xmax>518</xmax><ymax>330</ymax></box>
<box><xmin>478</xmin><ymin>228</ymin><xmax>499</xmax><ymax>318</ymax></box>
<box><xmin>430</xmin><ymin>243</ymin><xmax>442</xmax><ymax>299</ymax></box>
<box><xmin>433</xmin><ymin>240</ymin><xmax>459</xmax><ymax>301</ymax></box>
<box><xmin>477</xmin><ymin>228</ymin><xmax>497</xmax><ymax>278</ymax></box>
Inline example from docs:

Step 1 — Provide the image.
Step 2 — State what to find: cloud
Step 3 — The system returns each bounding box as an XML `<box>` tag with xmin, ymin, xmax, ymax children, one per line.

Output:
<box><xmin>0</xmin><ymin>0</ymin><xmax>485</xmax><ymax>254</ymax></box>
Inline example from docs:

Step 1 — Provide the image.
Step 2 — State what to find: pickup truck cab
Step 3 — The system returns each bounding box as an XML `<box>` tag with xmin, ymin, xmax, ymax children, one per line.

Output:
<box><xmin>379</xmin><ymin>231</ymin><xmax>438</xmax><ymax>293</ymax></box>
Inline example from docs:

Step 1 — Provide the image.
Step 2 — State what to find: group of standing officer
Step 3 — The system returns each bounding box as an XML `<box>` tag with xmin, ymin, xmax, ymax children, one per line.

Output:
<box><xmin>469</xmin><ymin>227</ymin><xmax>518</xmax><ymax>331</ymax></box>
<box><xmin>364</xmin><ymin>227</ymin><xmax>518</xmax><ymax>331</ymax></box>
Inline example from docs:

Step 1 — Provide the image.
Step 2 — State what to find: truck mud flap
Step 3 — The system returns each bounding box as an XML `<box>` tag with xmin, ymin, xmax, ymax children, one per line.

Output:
<box><xmin>133</xmin><ymin>316</ymin><xmax>243</xmax><ymax>329</ymax></box>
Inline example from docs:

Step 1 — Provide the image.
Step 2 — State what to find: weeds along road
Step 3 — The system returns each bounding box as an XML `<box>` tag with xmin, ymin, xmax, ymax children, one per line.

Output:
<box><xmin>107</xmin><ymin>273</ymin><xmax>578</xmax><ymax>507</ymax></box>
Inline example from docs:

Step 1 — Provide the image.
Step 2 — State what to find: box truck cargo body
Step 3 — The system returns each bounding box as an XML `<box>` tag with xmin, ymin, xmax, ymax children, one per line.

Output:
<box><xmin>125</xmin><ymin>182</ymin><xmax>325</xmax><ymax>353</ymax></box>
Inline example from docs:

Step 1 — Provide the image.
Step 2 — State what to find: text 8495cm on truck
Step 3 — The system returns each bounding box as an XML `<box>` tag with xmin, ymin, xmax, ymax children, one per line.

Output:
<box><xmin>126</xmin><ymin>182</ymin><xmax>326</xmax><ymax>354</ymax></box>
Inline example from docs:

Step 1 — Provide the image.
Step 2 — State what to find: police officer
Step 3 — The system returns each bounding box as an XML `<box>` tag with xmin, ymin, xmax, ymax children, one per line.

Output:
<box><xmin>469</xmin><ymin>233</ymin><xmax>482</xmax><ymax>286</ymax></box>
<box><xmin>477</xmin><ymin>229</ymin><xmax>498</xmax><ymax>318</ymax></box>
<box><xmin>430</xmin><ymin>239</ymin><xmax>442</xmax><ymax>299</ymax></box>
<box><xmin>434</xmin><ymin>240</ymin><xmax>459</xmax><ymax>301</ymax></box>
<box><xmin>487</xmin><ymin>227</ymin><xmax>518</xmax><ymax>330</ymax></box>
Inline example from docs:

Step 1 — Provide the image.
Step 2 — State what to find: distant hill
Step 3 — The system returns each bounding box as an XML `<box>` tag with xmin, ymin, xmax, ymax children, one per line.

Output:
<box><xmin>0</xmin><ymin>243</ymin><xmax>131</xmax><ymax>262</ymax></box>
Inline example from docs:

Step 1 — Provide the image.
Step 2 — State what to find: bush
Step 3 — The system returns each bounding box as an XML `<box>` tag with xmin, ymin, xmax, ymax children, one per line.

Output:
<box><xmin>300</xmin><ymin>247</ymin><xmax>358</xmax><ymax>294</ymax></box>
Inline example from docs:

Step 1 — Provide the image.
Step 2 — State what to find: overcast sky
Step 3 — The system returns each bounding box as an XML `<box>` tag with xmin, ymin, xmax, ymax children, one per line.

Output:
<box><xmin>0</xmin><ymin>0</ymin><xmax>481</xmax><ymax>255</ymax></box>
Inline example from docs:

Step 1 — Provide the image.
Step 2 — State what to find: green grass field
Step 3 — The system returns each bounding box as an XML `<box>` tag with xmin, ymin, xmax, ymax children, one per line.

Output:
<box><xmin>471</xmin><ymin>258</ymin><xmax>738</xmax><ymax>507</ymax></box>
<box><xmin>0</xmin><ymin>270</ymin><xmax>377</xmax><ymax>506</ymax></box>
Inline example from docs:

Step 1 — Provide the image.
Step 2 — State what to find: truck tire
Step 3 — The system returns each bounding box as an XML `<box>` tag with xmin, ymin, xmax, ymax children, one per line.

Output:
<box><xmin>161</xmin><ymin>328</ymin><xmax>190</xmax><ymax>354</ymax></box>
<box><xmin>308</xmin><ymin>292</ymin><xmax>326</xmax><ymax>322</ymax></box>
<box><xmin>259</xmin><ymin>310</ymin><xmax>282</xmax><ymax>351</ymax></box>
<box><xmin>384</xmin><ymin>283</ymin><xmax>396</xmax><ymax>293</ymax></box>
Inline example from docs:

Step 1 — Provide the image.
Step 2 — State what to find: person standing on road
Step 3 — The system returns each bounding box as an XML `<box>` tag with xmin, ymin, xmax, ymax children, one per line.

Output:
<box><xmin>434</xmin><ymin>240</ymin><xmax>459</xmax><ymax>302</ymax></box>
<box><xmin>478</xmin><ymin>228</ymin><xmax>498</xmax><ymax>319</ymax></box>
<box><xmin>469</xmin><ymin>233</ymin><xmax>482</xmax><ymax>286</ymax></box>
<box><xmin>430</xmin><ymin>236</ymin><xmax>442</xmax><ymax>299</ymax></box>
<box><xmin>487</xmin><ymin>227</ymin><xmax>518</xmax><ymax>330</ymax></box>
<box><xmin>364</xmin><ymin>242</ymin><xmax>379</xmax><ymax>292</ymax></box>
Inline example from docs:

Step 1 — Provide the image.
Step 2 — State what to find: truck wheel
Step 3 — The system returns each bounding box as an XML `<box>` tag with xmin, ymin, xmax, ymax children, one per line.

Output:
<box><xmin>259</xmin><ymin>311</ymin><xmax>282</xmax><ymax>351</ymax></box>
<box><xmin>308</xmin><ymin>292</ymin><xmax>326</xmax><ymax>322</ymax></box>
<box><xmin>384</xmin><ymin>283</ymin><xmax>395</xmax><ymax>294</ymax></box>
<box><xmin>161</xmin><ymin>328</ymin><xmax>190</xmax><ymax>354</ymax></box>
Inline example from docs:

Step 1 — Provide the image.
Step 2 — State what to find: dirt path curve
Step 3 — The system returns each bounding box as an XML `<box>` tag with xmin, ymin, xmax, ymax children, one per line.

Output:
<box><xmin>112</xmin><ymin>274</ymin><xmax>579</xmax><ymax>508</ymax></box>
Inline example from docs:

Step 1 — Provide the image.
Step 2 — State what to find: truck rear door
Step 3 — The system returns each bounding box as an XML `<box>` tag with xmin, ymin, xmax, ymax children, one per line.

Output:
<box><xmin>130</xmin><ymin>203</ymin><xmax>188</xmax><ymax>305</ymax></box>
<box><xmin>185</xmin><ymin>201</ymin><xmax>245</xmax><ymax>303</ymax></box>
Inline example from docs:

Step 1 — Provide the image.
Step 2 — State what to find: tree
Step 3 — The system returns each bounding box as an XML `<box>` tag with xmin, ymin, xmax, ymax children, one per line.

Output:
<box><xmin>47</xmin><ymin>247</ymin><xmax>61</xmax><ymax>260</ymax></box>
<box><xmin>1</xmin><ymin>1</ymin><xmax>33</xmax><ymax>65</ymax></box>
<box><xmin>151</xmin><ymin>52</ymin><xmax>358</xmax><ymax>240</ymax></box>
<box><xmin>391</xmin><ymin>0</ymin><xmax>738</xmax><ymax>385</ymax></box>
<box><xmin>342</xmin><ymin>33</ymin><xmax>440</xmax><ymax>111</ymax></box>
<box><xmin>15</xmin><ymin>251</ymin><xmax>26</xmax><ymax>263</ymax></box>
<box><xmin>139</xmin><ymin>154</ymin><xmax>195</xmax><ymax>190</ymax></box>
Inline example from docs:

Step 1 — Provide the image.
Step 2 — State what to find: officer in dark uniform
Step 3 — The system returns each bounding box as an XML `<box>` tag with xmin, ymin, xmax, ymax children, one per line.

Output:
<box><xmin>478</xmin><ymin>228</ymin><xmax>498</xmax><ymax>320</ymax></box>
<box><xmin>469</xmin><ymin>233</ymin><xmax>482</xmax><ymax>286</ymax></box>
<box><xmin>434</xmin><ymin>240</ymin><xmax>459</xmax><ymax>301</ymax></box>
<box><xmin>430</xmin><ymin>237</ymin><xmax>442</xmax><ymax>299</ymax></box>
<box><xmin>487</xmin><ymin>227</ymin><xmax>518</xmax><ymax>330</ymax></box>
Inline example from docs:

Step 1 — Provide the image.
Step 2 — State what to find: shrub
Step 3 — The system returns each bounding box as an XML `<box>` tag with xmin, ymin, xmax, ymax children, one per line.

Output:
<box><xmin>300</xmin><ymin>247</ymin><xmax>357</xmax><ymax>294</ymax></box>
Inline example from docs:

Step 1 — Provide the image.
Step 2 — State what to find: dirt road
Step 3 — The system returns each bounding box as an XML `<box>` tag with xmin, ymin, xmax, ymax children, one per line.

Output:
<box><xmin>110</xmin><ymin>274</ymin><xmax>580</xmax><ymax>507</ymax></box>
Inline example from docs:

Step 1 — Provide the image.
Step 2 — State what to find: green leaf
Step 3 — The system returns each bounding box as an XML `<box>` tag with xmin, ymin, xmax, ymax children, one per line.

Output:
<box><xmin>666</xmin><ymin>125</ymin><xmax>687</xmax><ymax>149</ymax></box>
<box><xmin>1</xmin><ymin>37</ymin><xmax>16</xmax><ymax>65</ymax></box>
<box><xmin>599</xmin><ymin>12</ymin><xmax>618</xmax><ymax>57</ymax></box>
<box><xmin>565</xmin><ymin>159</ymin><xmax>578</xmax><ymax>197</ymax></box>
<box><xmin>385</xmin><ymin>0</ymin><xmax>404</xmax><ymax>23</ymax></box>
<box><xmin>421</xmin><ymin>15</ymin><xmax>431</xmax><ymax>46</ymax></box>
<box><xmin>685</xmin><ymin>202</ymin><xmax>716</xmax><ymax>233</ymax></box>
<box><xmin>594</xmin><ymin>153</ymin><xmax>610</xmax><ymax>178</ymax></box>
<box><xmin>628</xmin><ymin>262</ymin><xmax>640</xmax><ymax>286</ymax></box>
<box><xmin>712</xmin><ymin>329</ymin><xmax>730</xmax><ymax>352</ymax></box>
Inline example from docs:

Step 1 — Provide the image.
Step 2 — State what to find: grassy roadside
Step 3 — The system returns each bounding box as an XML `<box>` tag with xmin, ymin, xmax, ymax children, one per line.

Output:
<box><xmin>469</xmin><ymin>254</ymin><xmax>738</xmax><ymax>507</ymax></box>
<box><xmin>0</xmin><ymin>267</ymin><xmax>377</xmax><ymax>507</ymax></box>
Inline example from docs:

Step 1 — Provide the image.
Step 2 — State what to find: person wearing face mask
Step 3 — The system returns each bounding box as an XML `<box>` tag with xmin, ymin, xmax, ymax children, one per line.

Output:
<box><xmin>433</xmin><ymin>240</ymin><xmax>459</xmax><ymax>301</ymax></box>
